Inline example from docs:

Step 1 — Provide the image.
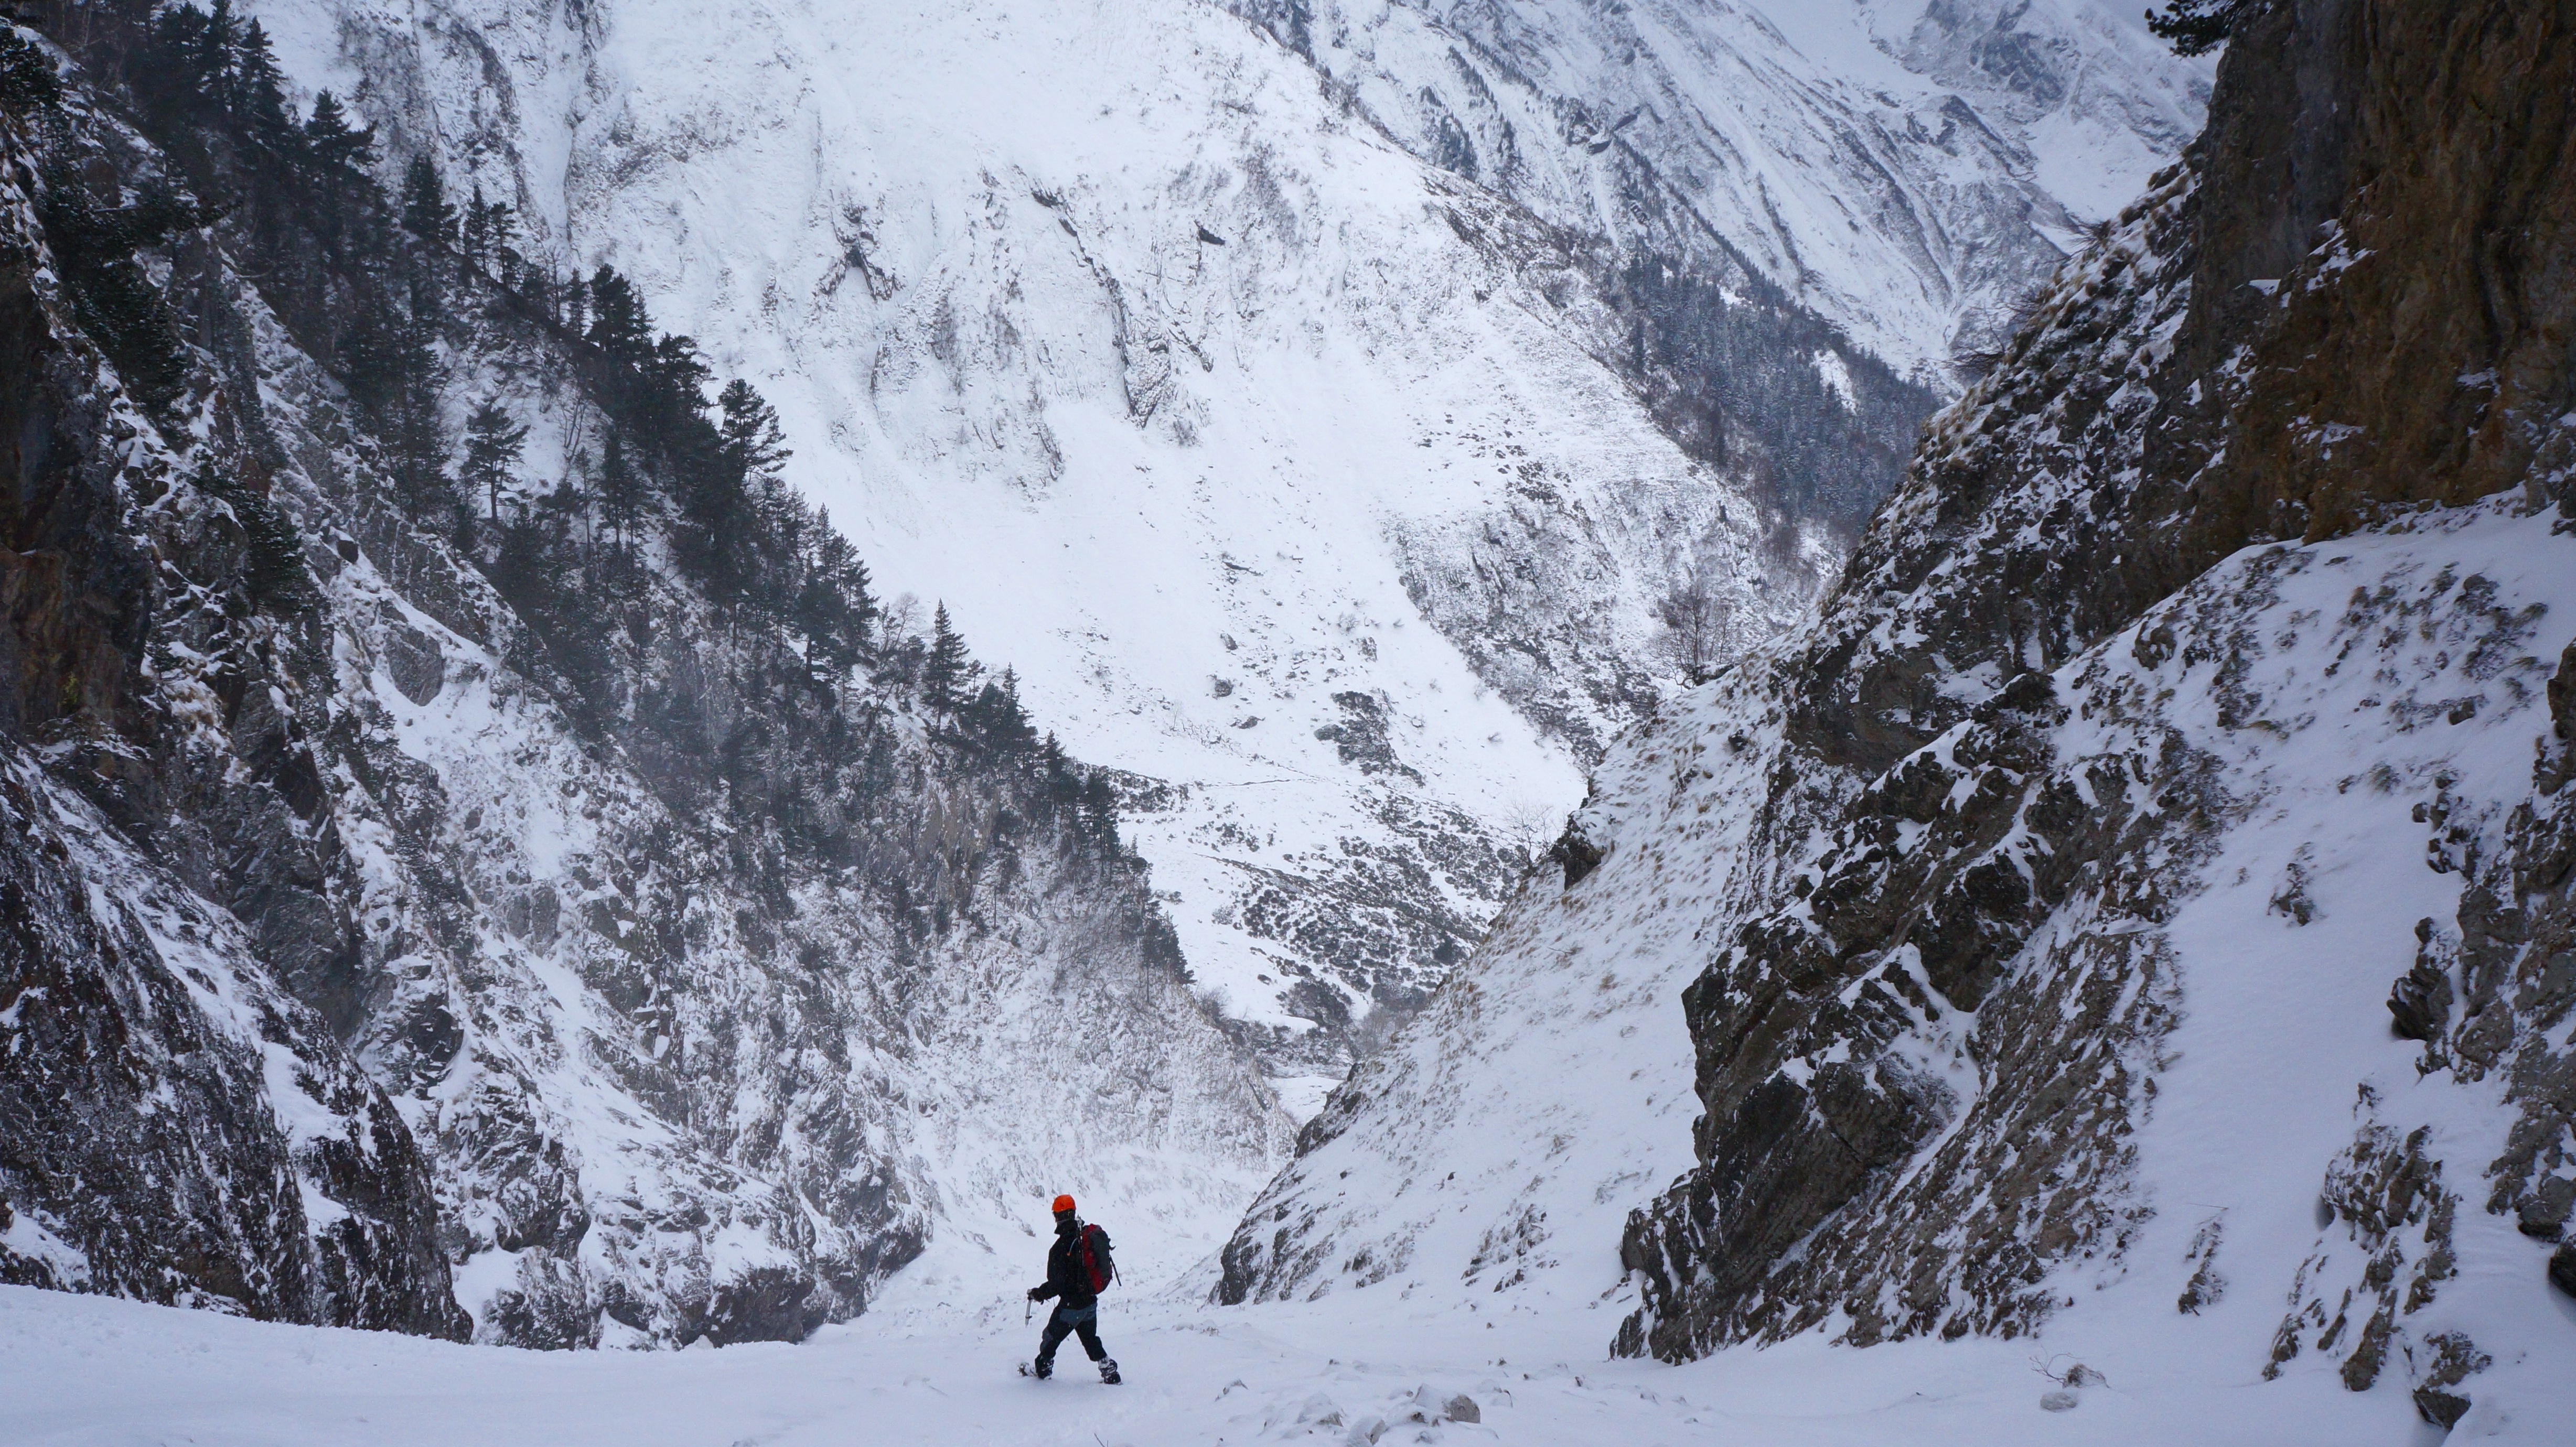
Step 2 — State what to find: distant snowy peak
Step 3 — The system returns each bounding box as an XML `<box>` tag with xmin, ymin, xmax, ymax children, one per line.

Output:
<box><xmin>1229</xmin><ymin>0</ymin><xmax>2209</xmax><ymax>373</ymax></box>
<box><xmin>1867</xmin><ymin>0</ymin><xmax>2211</xmax><ymax>213</ymax></box>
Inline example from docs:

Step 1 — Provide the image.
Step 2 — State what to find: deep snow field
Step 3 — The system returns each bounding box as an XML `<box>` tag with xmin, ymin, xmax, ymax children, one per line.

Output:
<box><xmin>0</xmin><ymin>1277</ymin><xmax>2454</xmax><ymax>1447</ymax></box>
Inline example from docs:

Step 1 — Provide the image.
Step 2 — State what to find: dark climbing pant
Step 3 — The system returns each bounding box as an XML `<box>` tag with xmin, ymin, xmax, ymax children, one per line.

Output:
<box><xmin>1038</xmin><ymin>1301</ymin><xmax>1107</xmax><ymax>1365</ymax></box>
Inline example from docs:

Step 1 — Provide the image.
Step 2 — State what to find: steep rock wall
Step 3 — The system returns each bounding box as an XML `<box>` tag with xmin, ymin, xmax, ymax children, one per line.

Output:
<box><xmin>0</xmin><ymin>82</ymin><xmax>466</xmax><ymax>1337</ymax></box>
<box><xmin>1615</xmin><ymin>0</ymin><xmax>2576</xmax><ymax>1414</ymax></box>
<box><xmin>1791</xmin><ymin>0</ymin><xmax>2576</xmax><ymax>780</ymax></box>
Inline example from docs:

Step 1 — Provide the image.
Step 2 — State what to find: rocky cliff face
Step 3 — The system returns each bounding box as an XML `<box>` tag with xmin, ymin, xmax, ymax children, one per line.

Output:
<box><xmin>1625</xmin><ymin>0</ymin><xmax>2576</xmax><ymax>1397</ymax></box>
<box><xmin>0</xmin><ymin>15</ymin><xmax>1286</xmax><ymax>1347</ymax></box>
<box><xmin>1</xmin><ymin>60</ymin><xmax>465</xmax><ymax>1336</ymax></box>
<box><xmin>0</xmin><ymin>747</ymin><xmax>467</xmax><ymax>1340</ymax></box>
<box><xmin>1790</xmin><ymin>0</ymin><xmax>2576</xmax><ymax>783</ymax></box>
<box><xmin>1218</xmin><ymin>0</ymin><xmax>2576</xmax><ymax>1428</ymax></box>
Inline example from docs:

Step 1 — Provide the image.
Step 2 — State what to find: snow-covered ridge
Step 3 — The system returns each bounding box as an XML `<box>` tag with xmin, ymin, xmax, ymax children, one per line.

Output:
<box><xmin>238</xmin><ymin>0</ymin><xmax>2198</xmax><ymax>1089</ymax></box>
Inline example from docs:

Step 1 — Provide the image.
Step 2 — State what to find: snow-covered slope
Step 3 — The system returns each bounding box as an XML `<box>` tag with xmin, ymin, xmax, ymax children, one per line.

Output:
<box><xmin>1208</xmin><ymin>652</ymin><xmax>1832</xmax><ymax>1316</ymax></box>
<box><xmin>0</xmin><ymin>1276</ymin><xmax>2461</xmax><ymax>1445</ymax></box>
<box><xmin>1214</xmin><ymin>0</ymin><xmax>2576</xmax><ymax>1434</ymax></box>
<box><xmin>1229</xmin><ymin>0</ymin><xmax>2210</xmax><ymax>373</ymax></box>
<box><xmin>241</xmin><ymin>0</ymin><xmax>2197</xmax><ymax>1095</ymax></box>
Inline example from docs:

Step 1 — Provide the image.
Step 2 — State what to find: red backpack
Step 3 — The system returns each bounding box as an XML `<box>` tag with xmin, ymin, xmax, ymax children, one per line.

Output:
<box><xmin>1074</xmin><ymin>1223</ymin><xmax>1115</xmax><ymax>1293</ymax></box>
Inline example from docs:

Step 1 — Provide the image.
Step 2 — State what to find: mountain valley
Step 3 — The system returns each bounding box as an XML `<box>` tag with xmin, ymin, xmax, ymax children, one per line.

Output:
<box><xmin>5</xmin><ymin>1</ymin><xmax>2573</xmax><ymax>1442</ymax></box>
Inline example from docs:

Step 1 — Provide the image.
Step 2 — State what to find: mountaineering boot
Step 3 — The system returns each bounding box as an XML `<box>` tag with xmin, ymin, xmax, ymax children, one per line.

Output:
<box><xmin>1032</xmin><ymin>1357</ymin><xmax>1053</xmax><ymax>1380</ymax></box>
<box><xmin>1099</xmin><ymin>1358</ymin><xmax>1121</xmax><ymax>1385</ymax></box>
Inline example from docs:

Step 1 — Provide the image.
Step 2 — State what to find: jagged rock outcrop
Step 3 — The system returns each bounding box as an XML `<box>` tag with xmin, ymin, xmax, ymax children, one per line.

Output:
<box><xmin>0</xmin><ymin>748</ymin><xmax>469</xmax><ymax>1337</ymax></box>
<box><xmin>1616</xmin><ymin>0</ymin><xmax>2576</xmax><ymax>1407</ymax></box>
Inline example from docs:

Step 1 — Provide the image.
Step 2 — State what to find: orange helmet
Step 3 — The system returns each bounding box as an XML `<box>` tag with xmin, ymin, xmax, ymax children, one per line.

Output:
<box><xmin>1051</xmin><ymin>1194</ymin><xmax>1076</xmax><ymax>1215</ymax></box>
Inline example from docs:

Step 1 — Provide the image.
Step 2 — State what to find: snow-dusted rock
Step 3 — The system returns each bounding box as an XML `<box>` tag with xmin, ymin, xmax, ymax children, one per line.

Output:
<box><xmin>0</xmin><ymin>103</ymin><xmax>464</xmax><ymax>1337</ymax></box>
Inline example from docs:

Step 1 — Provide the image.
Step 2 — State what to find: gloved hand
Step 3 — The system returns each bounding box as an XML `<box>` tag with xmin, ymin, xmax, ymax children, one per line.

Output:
<box><xmin>1026</xmin><ymin>1286</ymin><xmax>1045</xmax><ymax>1302</ymax></box>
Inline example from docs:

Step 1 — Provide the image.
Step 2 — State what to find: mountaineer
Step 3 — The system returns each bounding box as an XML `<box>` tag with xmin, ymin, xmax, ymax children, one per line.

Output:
<box><xmin>1025</xmin><ymin>1194</ymin><xmax>1119</xmax><ymax>1384</ymax></box>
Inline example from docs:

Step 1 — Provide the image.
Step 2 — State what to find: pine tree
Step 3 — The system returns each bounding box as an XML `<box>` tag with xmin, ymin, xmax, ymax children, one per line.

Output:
<box><xmin>1079</xmin><ymin>773</ymin><xmax>1121</xmax><ymax>851</ymax></box>
<box><xmin>974</xmin><ymin>667</ymin><xmax>1037</xmax><ymax>754</ymax></box>
<box><xmin>195</xmin><ymin>461</ymin><xmax>319</xmax><ymax>617</ymax></box>
<box><xmin>648</xmin><ymin>334</ymin><xmax>713</xmax><ymax>419</ymax></box>
<box><xmin>535</xmin><ymin>473</ymin><xmax>592</xmax><ymax>561</ymax></box>
<box><xmin>400</xmin><ymin>155</ymin><xmax>457</xmax><ymax>247</ymax></box>
<box><xmin>2145</xmin><ymin>0</ymin><xmax>2261</xmax><ymax>55</ymax></box>
<box><xmin>483</xmin><ymin>193</ymin><xmax>517</xmax><ymax>256</ymax></box>
<box><xmin>485</xmin><ymin>502</ymin><xmax>613</xmax><ymax>729</ymax></box>
<box><xmin>343</xmin><ymin>281</ymin><xmax>450</xmax><ymax>522</ymax></box>
<box><xmin>1040</xmin><ymin>732</ymin><xmax>1076</xmax><ymax>799</ymax></box>
<box><xmin>518</xmin><ymin>265</ymin><xmax>554</xmax><ymax>322</ymax></box>
<box><xmin>385</xmin><ymin>350</ymin><xmax>450</xmax><ymax>521</ymax></box>
<box><xmin>302</xmin><ymin>91</ymin><xmax>374</xmax><ymax>172</ymax></box>
<box><xmin>229</xmin><ymin>20</ymin><xmax>294</xmax><ymax>149</ymax></box>
<box><xmin>583</xmin><ymin>266</ymin><xmax>688</xmax><ymax>440</ymax></box>
<box><xmin>33</xmin><ymin>158</ymin><xmax>194</xmax><ymax>419</ymax></box>
<box><xmin>716</xmin><ymin>379</ymin><xmax>790</xmax><ymax>483</ymax></box>
<box><xmin>137</xmin><ymin>4</ymin><xmax>223</xmax><ymax>140</ymax></box>
<box><xmin>584</xmin><ymin>265</ymin><xmax>651</xmax><ymax>363</ymax></box>
<box><xmin>671</xmin><ymin>381</ymin><xmax>757</xmax><ymax>602</ymax></box>
<box><xmin>188</xmin><ymin>1</ymin><xmax>236</xmax><ymax>103</ymax></box>
<box><xmin>460</xmin><ymin>399</ymin><xmax>528</xmax><ymax>523</ymax></box>
<box><xmin>921</xmin><ymin>602</ymin><xmax>972</xmax><ymax>712</ymax></box>
<box><xmin>795</xmin><ymin>519</ymin><xmax>876</xmax><ymax>672</ymax></box>
<box><xmin>393</xmin><ymin>156</ymin><xmax>455</xmax><ymax>322</ymax></box>
<box><xmin>0</xmin><ymin>28</ymin><xmax>61</xmax><ymax>119</ymax></box>
<box><xmin>460</xmin><ymin>186</ymin><xmax>519</xmax><ymax>278</ymax></box>
<box><xmin>598</xmin><ymin>431</ymin><xmax>642</xmax><ymax>549</ymax></box>
<box><xmin>717</xmin><ymin>379</ymin><xmax>794</xmax><ymax>610</ymax></box>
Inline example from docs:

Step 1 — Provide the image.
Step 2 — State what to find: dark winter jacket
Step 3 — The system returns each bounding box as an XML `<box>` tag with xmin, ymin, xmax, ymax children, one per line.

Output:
<box><xmin>1032</xmin><ymin>1216</ymin><xmax>1107</xmax><ymax>1309</ymax></box>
